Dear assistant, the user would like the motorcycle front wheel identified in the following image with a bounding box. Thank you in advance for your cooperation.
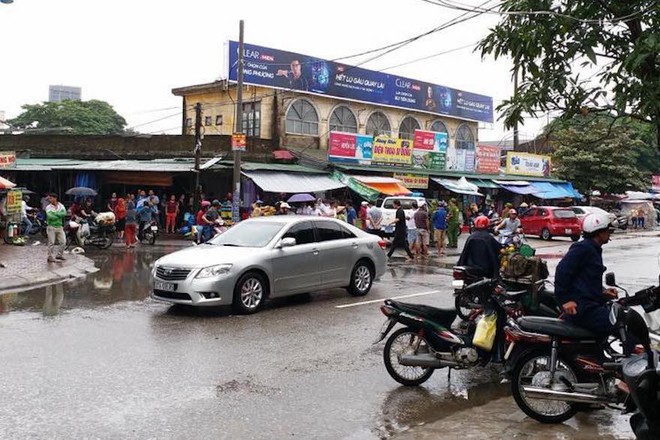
[383,327,435,386]
[511,350,578,424]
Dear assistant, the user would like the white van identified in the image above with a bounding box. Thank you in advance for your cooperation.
[378,196,427,237]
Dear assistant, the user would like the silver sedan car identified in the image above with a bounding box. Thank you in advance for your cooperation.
[151,216,387,314]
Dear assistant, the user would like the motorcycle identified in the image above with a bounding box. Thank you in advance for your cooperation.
[141,220,158,245]
[66,216,115,250]
[26,210,47,237]
[375,278,521,386]
[452,265,560,321]
[504,272,660,424]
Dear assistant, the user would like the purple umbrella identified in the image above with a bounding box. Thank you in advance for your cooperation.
[287,193,316,203]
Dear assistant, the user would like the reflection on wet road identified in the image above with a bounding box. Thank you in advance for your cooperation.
[0,235,656,439]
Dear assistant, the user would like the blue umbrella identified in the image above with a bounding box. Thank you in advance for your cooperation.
[65,186,98,197]
[287,193,315,203]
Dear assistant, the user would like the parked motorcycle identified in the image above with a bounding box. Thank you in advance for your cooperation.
[504,272,660,424]
[66,216,115,250]
[141,220,158,245]
[26,210,47,237]
[452,265,560,321]
[375,278,517,386]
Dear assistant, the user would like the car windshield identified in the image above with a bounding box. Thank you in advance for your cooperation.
[208,221,284,247]
[553,209,577,219]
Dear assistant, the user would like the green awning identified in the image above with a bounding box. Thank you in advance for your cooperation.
[330,170,381,202]
[469,178,499,189]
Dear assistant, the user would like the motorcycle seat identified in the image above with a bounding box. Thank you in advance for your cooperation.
[454,265,486,278]
[518,316,596,339]
[387,300,457,328]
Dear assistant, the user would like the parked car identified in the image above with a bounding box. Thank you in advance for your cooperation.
[570,206,627,230]
[151,216,387,314]
[519,206,582,241]
[378,196,427,237]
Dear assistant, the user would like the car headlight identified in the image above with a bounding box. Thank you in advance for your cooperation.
[196,264,233,279]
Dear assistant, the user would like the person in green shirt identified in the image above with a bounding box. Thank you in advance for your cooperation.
[447,198,460,248]
[45,193,67,262]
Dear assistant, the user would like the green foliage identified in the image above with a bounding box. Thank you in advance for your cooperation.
[8,100,127,135]
[551,115,651,194]
[478,1,660,149]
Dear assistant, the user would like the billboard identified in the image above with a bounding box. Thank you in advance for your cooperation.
[228,41,494,124]
[506,152,551,177]
[475,145,501,174]
[393,173,429,189]
[412,129,447,171]
[0,151,16,168]
[372,136,412,167]
[327,132,373,164]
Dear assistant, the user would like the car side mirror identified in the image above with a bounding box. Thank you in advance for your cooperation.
[605,272,616,287]
[278,237,296,248]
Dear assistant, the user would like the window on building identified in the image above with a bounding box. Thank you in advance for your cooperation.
[242,102,261,137]
[365,112,391,137]
[215,115,223,126]
[285,99,319,135]
[204,116,212,126]
[430,120,448,134]
[398,116,420,140]
[329,105,358,133]
[455,123,475,150]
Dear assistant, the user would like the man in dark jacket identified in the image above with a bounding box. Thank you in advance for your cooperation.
[457,215,501,278]
[387,200,414,261]
[555,211,617,338]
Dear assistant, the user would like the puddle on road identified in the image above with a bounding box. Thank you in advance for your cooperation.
[0,247,171,315]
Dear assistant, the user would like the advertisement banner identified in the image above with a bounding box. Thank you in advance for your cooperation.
[228,41,494,124]
[0,151,16,168]
[231,133,246,151]
[412,151,446,170]
[464,150,475,173]
[327,132,372,164]
[6,190,22,215]
[393,173,429,189]
[652,175,660,192]
[411,129,447,170]
[506,152,551,177]
[372,136,412,167]
[475,145,501,174]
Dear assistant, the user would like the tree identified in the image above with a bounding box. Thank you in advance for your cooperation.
[550,115,650,194]
[478,1,660,151]
[8,100,127,135]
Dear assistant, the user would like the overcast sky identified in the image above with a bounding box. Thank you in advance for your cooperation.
[0,0,552,143]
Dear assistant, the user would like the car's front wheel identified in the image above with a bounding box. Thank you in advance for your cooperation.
[348,260,373,296]
[233,272,267,314]
[541,228,552,241]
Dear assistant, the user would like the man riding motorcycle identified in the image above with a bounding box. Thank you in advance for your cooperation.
[555,211,618,338]
[494,208,522,245]
[456,215,501,278]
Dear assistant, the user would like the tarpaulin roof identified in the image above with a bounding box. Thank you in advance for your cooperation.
[468,178,499,189]
[433,177,483,196]
[0,176,16,189]
[330,171,381,202]
[242,171,345,193]
[351,176,411,196]
[498,183,537,195]
[529,181,577,199]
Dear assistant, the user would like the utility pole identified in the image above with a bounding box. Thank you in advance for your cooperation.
[232,20,245,224]
[513,68,519,151]
[193,102,202,213]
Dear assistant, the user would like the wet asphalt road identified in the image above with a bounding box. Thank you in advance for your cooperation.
[1,233,658,440]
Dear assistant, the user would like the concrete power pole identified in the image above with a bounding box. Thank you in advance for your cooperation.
[232,20,245,224]
[513,68,519,151]
[193,102,202,213]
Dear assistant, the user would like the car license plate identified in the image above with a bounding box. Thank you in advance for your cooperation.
[154,280,176,291]
[151,226,158,231]
[452,280,465,289]
[565,228,572,234]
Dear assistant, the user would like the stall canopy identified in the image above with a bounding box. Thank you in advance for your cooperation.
[242,171,345,193]
[432,176,483,196]
[351,176,411,196]
[0,176,16,189]
[530,181,579,199]
[494,180,537,195]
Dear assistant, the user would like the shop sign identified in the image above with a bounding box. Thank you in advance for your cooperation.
[327,131,372,164]
[411,130,447,171]
[412,150,445,170]
[446,145,475,172]
[652,175,660,191]
[231,133,246,151]
[228,41,493,124]
[475,145,501,174]
[393,173,429,189]
[506,152,551,177]
[372,136,412,167]
[0,151,16,168]
[6,190,22,215]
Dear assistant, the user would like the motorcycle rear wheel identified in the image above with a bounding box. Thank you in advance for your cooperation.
[511,350,578,423]
[383,327,435,386]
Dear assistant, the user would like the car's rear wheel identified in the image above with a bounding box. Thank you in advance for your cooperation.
[233,272,267,314]
[541,228,552,241]
[348,260,373,296]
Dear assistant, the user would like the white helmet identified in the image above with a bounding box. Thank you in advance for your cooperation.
[582,211,613,234]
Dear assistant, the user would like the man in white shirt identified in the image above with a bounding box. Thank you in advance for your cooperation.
[21,196,33,237]
[406,201,419,255]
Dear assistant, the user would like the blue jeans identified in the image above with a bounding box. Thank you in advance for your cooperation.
[21,216,32,236]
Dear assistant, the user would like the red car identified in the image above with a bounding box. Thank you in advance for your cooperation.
[519,206,582,241]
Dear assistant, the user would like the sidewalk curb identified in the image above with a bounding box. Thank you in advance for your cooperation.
[0,256,98,294]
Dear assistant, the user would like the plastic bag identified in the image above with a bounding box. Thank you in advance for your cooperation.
[473,313,497,351]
